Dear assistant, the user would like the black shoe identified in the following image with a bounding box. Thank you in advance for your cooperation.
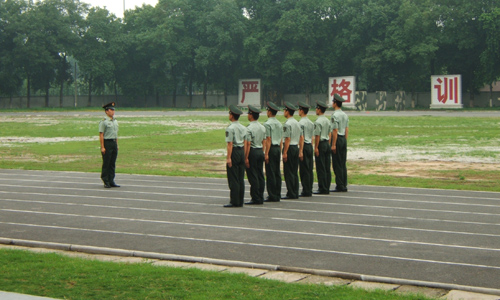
[331,189,343,192]
[245,201,263,205]
[264,198,280,202]
[224,204,242,208]
[104,183,111,188]
[281,196,298,200]
[110,183,120,187]
[299,194,312,197]
[313,190,329,195]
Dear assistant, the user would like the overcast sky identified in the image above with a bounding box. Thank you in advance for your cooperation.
[83,0,158,17]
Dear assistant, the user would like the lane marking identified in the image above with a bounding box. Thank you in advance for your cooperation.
[2,199,500,237]
[1,192,499,227]
[2,221,500,271]
[2,210,500,254]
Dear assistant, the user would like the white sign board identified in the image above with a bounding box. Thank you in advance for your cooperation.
[329,76,355,108]
[431,75,463,109]
[238,79,261,107]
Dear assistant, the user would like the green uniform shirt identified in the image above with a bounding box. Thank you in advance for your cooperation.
[283,117,301,145]
[331,109,349,135]
[99,116,118,139]
[225,121,246,147]
[299,116,314,144]
[313,115,331,141]
[246,121,266,148]
[264,117,283,146]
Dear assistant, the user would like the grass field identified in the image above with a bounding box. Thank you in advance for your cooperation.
[0,109,499,191]
[0,248,434,300]
[1,108,498,299]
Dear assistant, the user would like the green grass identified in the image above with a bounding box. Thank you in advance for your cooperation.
[0,111,499,190]
[0,249,433,300]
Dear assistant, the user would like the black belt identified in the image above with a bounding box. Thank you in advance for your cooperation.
[271,145,280,147]
[338,135,345,137]
[304,143,312,145]
[290,144,298,147]
[104,139,117,142]
[233,146,243,149]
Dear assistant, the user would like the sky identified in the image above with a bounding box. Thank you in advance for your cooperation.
[82,0,159,18]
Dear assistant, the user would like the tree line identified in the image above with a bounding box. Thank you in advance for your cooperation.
[1,0,499,107]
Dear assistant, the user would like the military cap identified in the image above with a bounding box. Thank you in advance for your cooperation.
[248,105,262,114]
[333,93,346,102]
[284,101,298,111]
[229,104,243,115]
[103,102,115,110]
[266,101,280,112]
[315,100,328,109]
[297,101,310,109]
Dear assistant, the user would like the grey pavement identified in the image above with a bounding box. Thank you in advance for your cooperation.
[1,169,500,299]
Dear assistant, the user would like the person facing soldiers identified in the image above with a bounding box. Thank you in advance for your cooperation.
[263,101,283,202]
[224,105,247,207]
[99,102,120,189]
[313,100,332,194]
[330,93,349,192]
[244,105,266,205]
[297,101,314,197]
[281,101,301,199]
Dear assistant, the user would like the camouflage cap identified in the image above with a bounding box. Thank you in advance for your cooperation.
[229,104,243,115]
[266,101,280,112]
[315,100,328,109]
[102,102,115,110]
[333,93,346,102]
[248,105,262,114]
[284,101,298,111]
[297,101,310,109]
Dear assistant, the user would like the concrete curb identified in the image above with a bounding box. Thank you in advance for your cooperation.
[2,238,500,297]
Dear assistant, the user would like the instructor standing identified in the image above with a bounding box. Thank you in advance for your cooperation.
[99,102,119,188]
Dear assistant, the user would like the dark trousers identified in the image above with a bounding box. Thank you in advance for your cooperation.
[227,147,245,206]
[101,139,118,185]
[332,136,348,190]
[265,145,282,201]
[283,145,299,198]
[315,140,331,193]
[299,143,314,196]
[246,148,265,203]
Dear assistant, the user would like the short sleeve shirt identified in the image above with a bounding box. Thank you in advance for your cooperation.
[299,116,314,144]
[225,121,247,147]
[245,121,266,148]
[313,115,331,141]
[264,117,283,146]
[99,116,118,139]
[330,109,349,135]
[283,117,301,145]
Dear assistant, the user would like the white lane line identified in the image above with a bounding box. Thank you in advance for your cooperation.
[2,184,498,217]
[2,210,500,254]
[1,192,499,227]
[1,198,500,238]
[2,221,500,271]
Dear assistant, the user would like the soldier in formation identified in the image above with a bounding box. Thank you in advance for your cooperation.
[244,105,266,205]
[281,102,301,199]
[298,101,314,197]
[224,105,247,207]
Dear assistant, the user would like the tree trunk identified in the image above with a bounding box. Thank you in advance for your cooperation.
[26,73,31,108]
[59,79,64,108]
[87,75,92,107]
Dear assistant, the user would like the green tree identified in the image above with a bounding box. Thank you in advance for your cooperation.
[74,7,119,106]
[479,7,500,103]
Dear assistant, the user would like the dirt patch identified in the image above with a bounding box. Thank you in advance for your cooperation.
[350,160,499,181]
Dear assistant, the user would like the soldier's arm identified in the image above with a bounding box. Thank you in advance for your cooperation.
[226,142,233,168]
[99,132,105,154]
[331,128,338,154]
[345,127,349,140]
[298,135,304,161]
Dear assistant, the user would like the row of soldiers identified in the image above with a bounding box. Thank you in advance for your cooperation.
[224,94,349,207]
